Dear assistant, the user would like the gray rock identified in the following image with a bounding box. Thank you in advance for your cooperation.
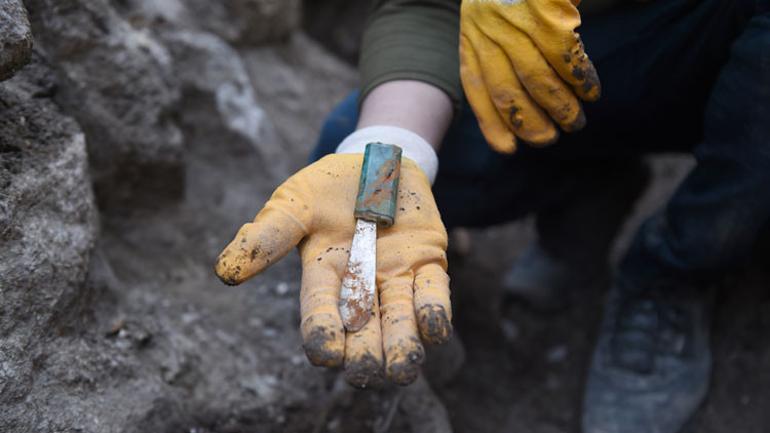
[242,34,357,161]
[185,0,300,46]
[0,0,32,81]
[0,57,98,414]
[0,0,363,429]
[25,0,184,212]
[400,376,454,433]
[160,29,290,178]
[116,0,300,46]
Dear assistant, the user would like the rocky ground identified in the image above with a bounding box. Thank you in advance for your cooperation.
[442,161,770,433]
[1,1,769,432]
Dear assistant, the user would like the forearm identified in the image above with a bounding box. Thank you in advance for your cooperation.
[337,80,451,184]
[358,80,453,150]
[360,0,462,116]
[340,0,461,181]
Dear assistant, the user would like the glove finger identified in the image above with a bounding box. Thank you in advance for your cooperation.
[472,31,560,146]
[460,33,518,153]
[344,291,385,388]
[562,33,601,102]
[380,273,424,385]
[414,262,452,345]
[300,259,345,368]
[500,28,586,133]
[215,179,311,285]
[525,2,601,101]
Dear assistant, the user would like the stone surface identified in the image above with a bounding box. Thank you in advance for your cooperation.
[117,0,300,46]
[0,3,357,429]
[159,29,290,178]
[25,0,184,212]
[242,34,357,161]
[0,57,98,424]
[183,0,300,46]
[0,0,32,81]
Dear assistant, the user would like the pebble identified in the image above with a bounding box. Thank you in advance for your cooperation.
[181,312,200,324]
[500,319,520,342]
[275,282,289,296]
[546,344,568,364]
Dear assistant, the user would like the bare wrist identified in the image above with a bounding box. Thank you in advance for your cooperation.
[357,80,453,151]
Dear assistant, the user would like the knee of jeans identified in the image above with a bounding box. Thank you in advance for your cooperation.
[637,211,758,274]
[323,93,359,141]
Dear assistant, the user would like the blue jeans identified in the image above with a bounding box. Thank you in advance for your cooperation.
[312,0,770,286]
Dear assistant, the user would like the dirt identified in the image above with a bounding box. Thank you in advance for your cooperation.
[2,0,767,431]
[449,238,769,433]
[432,159,770,433]
[96,26,769,433]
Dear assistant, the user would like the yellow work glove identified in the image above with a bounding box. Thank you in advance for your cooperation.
[215,154,451,387]
[460,0,601,153]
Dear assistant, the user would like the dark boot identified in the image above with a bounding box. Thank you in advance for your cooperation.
[582,277,713,433]
[503,160,650,310]
[501,241,587,311]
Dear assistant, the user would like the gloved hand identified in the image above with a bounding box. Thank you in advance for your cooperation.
[460,0,601,153]
[215,139,451,387]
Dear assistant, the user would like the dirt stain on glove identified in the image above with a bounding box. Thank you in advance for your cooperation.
[345,352,385,389]
[417,304,453,345]
[387,336,425,386]
[303,326,344,368]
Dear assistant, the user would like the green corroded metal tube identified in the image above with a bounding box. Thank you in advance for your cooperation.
[354,142,402,227]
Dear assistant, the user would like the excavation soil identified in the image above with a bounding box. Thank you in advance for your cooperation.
[129,77,769,431]
[22,52,770,433]
[173,150,770,433]
[2,1,768,430]
[443,208,770,433]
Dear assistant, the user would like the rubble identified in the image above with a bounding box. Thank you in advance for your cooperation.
[0,0,354,431]
[117,0,300,46]
[0,57,98,429]
[25,0,184,211]
[0,0,32,80]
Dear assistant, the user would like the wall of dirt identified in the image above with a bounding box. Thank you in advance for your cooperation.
[0,1,359,431]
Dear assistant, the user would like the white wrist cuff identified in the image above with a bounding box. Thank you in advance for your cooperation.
[335,125,439,184]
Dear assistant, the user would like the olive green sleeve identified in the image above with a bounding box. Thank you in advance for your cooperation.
[359,0,462,113]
